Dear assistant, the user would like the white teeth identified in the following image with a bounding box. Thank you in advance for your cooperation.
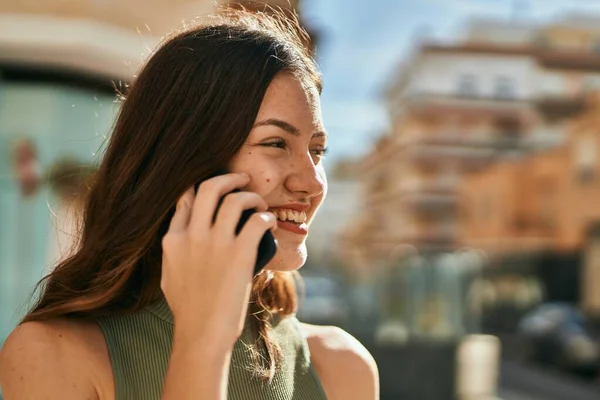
[271,209,307,223]
[294,211,307,223]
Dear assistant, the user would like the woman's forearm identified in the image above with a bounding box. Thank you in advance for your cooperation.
[161,329,233,400]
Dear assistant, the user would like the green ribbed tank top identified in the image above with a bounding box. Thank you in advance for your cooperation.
[96,298,328,400]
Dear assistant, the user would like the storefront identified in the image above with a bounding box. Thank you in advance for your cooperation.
[0,12,146,343]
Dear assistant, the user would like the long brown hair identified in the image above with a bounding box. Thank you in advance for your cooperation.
[23,8,321,380]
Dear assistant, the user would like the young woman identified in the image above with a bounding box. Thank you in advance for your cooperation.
[0,9,379,400]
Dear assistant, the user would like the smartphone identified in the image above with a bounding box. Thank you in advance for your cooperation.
[195,169,278,275]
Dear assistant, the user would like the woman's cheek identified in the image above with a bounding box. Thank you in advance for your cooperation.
[260,159,286,183]
[247,165,282,194]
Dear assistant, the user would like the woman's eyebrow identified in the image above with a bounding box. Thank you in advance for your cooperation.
[253,118,300,136]
[254,118,328,139]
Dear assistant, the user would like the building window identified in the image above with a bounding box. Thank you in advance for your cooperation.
[495,76,516,100]
[579,167,595,183]
[538,178,556,231]
[574,134,597,184]
[457,74,479,97]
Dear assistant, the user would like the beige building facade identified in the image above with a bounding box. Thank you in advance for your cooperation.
[460,93,600,312]
[343,16,600,269]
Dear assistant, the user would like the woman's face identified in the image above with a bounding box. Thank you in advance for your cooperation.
[229,73,328,271]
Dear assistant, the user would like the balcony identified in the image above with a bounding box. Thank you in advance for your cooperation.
[402,92,536,122]
[406,131,524,150]
[407,144,496,165]
[403,135,526,167]
[412,133,493,147]
[401,192,458,212]
[387,224,460,247]
[535,95,585,120]
[366,175,462,207]
[358,223,459,256]
[396,176,460,195]
[525,125,566,149]
[536,49,600,71]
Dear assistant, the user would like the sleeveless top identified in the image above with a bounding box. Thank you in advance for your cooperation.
[96,298,328,400]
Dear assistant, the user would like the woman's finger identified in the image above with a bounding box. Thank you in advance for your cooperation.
[168,186,195,232]
[213,191,268,240]
[188,173,251,232]
[236,212,278,254]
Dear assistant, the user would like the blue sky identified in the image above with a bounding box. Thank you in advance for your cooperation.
[300,0,600,166]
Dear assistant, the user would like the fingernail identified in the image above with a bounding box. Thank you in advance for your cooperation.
[260,212,275,222]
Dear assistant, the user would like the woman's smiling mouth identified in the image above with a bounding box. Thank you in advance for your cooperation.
[268,205,310,234]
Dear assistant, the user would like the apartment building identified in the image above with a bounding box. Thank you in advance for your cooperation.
[460,92,600,311]
[342,16,600,266]
[344,40,538,264]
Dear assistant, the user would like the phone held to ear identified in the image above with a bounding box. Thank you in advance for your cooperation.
[195,169,278,276]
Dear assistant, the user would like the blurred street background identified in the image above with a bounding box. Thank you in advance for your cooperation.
[4,0,600,399]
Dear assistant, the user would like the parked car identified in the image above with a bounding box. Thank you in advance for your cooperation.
[518,303,599,377]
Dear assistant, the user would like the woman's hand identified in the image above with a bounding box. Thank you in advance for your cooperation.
[160,172,277,349]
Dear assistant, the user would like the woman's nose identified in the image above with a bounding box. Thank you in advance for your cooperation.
[286,157,326,197]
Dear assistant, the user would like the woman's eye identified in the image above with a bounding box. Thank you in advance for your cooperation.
[262,139,287,149]
[260,139,328,158]
[311,146,329,157]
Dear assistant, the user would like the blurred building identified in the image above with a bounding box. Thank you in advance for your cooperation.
[306,167,362,268]
[343,30,538,265]
[0,0,219,79]
[0,0,158,343]
[535,14,600,51]
[531,14,600,150]
[342,16,600,269]
[463,18,535,46]
[460,93,600,312]
[460,94,600,254]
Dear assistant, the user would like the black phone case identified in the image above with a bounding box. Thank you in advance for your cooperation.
[195,169,277,275]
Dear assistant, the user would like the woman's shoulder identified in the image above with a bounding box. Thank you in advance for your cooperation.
[299,322,379,400]
[0,318,113,399]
